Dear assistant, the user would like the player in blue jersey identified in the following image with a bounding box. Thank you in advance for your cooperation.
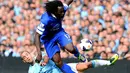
[20,49,119,73]
[20,50,63,73]
[34,0,86,73]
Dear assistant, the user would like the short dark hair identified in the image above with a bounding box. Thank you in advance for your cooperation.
[45,0,63,14]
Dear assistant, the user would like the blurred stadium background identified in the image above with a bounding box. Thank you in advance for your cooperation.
[0,0,130,73]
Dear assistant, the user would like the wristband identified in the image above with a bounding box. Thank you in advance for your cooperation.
[35,59,41,63]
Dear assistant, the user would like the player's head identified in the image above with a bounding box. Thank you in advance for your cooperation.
[45,0,65,19]
[20,50,33,63]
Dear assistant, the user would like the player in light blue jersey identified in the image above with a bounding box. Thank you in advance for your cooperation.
[20,49,119,73]
[20,50,62,73]
[34,0,86,73]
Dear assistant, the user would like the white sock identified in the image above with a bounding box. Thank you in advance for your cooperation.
[91,60,111,68]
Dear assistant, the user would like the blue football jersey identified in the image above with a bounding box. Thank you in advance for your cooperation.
[36,3,69,43]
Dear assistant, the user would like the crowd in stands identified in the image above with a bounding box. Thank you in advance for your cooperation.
[0,0,130,60]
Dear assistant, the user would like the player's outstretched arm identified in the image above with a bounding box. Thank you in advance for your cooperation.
[65,0,73,6]
[34,32,42,62]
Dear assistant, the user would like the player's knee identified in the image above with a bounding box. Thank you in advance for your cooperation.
[84,64,89,69]
[68,48,75,53]
[64,44,75,53]
[77,63,89,71]
[52,58,63,67]
[52,52,63,67]
[86,62,93,68]
[82,63,90,70]
[55,60,63,68]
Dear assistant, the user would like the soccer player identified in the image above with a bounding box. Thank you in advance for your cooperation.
[35,0,86,73]
[20,50,119,73]
[20,50,62,73]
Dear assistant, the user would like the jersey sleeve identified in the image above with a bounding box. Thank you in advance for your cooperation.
[36,22,45,35]
[36,13,49,35]
[63,3,69,11]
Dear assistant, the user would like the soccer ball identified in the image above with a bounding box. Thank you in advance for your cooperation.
[79,39,93,51]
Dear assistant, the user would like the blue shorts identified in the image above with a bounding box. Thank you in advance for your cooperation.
[43,30,72,58]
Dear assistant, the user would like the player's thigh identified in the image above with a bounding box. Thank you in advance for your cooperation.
[57,32,72,47]
[57,32,75,52]
[63,43,76,52]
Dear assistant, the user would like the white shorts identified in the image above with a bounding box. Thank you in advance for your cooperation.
[67,63,78,73]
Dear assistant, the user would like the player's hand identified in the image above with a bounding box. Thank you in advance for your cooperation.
[40,55,49,66]
[40,61,47,66]
[36,53,42,62]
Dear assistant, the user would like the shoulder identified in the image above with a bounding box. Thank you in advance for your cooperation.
[28,63,41,73]
[41,12,48,18]
[40,12,51,24]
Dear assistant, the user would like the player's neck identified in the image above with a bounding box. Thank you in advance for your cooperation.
[30,60,36,66]
[29,62,34,66]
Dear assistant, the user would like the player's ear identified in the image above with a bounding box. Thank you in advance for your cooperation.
[23,60,26,63]
[20,57,24,62]
[19,50,24,57]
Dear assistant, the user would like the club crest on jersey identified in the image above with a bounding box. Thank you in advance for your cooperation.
[51,23,60,31]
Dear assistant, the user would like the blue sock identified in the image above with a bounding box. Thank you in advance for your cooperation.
[61,63,75,73]
[74,46,80,57]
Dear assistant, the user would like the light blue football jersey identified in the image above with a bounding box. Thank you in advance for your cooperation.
[28,52,62,73]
